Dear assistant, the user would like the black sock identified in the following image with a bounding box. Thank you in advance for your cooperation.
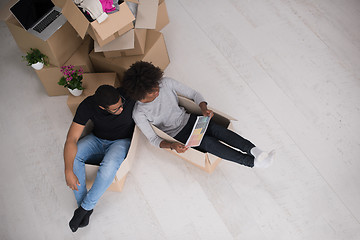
[69,206,91,232]
[79,209,93,228]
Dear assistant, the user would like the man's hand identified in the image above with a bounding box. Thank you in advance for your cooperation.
[65,170,80,191]
[170,142,188,153]
[199,102,214,118]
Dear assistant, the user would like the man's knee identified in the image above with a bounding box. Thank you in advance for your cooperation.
[107,139,131,160]
[98,159,122,180]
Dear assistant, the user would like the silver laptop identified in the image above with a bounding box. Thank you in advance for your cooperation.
[10,0,67,41]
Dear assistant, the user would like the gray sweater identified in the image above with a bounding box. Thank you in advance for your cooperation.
[132,77,206,147]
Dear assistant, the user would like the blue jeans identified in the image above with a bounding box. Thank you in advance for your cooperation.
[73,134,131,210]
[174,114,255,167]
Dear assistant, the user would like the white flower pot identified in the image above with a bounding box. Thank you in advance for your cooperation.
[31,62,44,70]
[68,88,83,96]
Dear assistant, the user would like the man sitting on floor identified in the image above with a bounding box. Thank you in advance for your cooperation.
[63,85,135,232]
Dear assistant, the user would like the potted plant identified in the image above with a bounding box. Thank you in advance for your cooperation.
[58,65,84,96]
[22,48,49,70]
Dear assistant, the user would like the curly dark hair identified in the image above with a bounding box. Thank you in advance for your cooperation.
[94,85,120,108]
[122,61,164,101]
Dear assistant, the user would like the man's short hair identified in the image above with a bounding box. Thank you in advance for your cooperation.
[94,85,120,108]
[122,61,164,101]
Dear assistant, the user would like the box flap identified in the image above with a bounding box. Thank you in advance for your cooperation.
[92,22,133,47]
[134,28,147,52]
[142,29,161,52]
[155,0,169,31]
[91,2,135,41]
[143,30,169,69]
[152,125,207,167]
[62,0,89,38]
[94,29,135,52]
[135,0,159,29]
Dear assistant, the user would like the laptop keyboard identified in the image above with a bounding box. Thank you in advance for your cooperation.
[33,10,61,33]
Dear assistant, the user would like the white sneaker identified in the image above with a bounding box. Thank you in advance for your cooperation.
[254,150,275,168]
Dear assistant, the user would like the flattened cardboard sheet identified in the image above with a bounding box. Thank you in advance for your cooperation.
[135,0,159,29]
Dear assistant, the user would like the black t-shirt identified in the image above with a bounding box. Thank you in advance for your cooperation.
[73,88,135,140]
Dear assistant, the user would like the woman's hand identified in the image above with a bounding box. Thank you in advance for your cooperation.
[199,102,214,118]
[170,142,188,153]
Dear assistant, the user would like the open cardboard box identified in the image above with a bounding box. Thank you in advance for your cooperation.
[83,123,141,192]
[152,96,237,173]
[35,36,94,96]
[61,0,135,47]
[89,30,169,80]
[92,0,169,57]
[67,73,118,115]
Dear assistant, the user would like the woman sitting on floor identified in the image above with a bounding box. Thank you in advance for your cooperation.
[122,61,275,168]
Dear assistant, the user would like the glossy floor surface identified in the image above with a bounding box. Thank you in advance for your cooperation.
[1,0,360,239]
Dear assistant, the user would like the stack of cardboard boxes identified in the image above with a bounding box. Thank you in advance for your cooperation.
[1,0,170,103]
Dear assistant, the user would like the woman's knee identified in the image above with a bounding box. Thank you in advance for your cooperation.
[199,136,219,151]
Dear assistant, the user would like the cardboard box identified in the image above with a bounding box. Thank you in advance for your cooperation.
[93,0,168,56]
[62,0,135,47]
[85,126,141,192]
[95,29,147,58]
[35,36,94,96]
[89,30,170,80]
[4,14,83,67]
[155,0,169,31]
[67,73,117,115]
[152,96,237,173]
[87,22,134,48]
[65,36,94,73]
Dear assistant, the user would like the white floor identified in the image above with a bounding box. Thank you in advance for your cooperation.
[1,0,360,239]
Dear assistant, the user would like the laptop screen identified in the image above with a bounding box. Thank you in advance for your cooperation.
[10,0,55,30]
